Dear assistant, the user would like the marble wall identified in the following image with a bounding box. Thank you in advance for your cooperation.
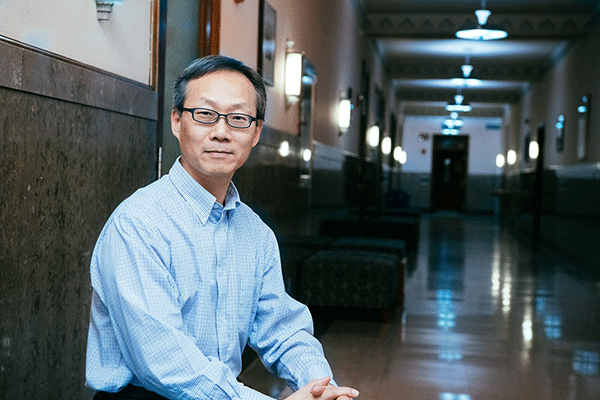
[398,172,500,213]
[506,164,600,279]
[0,39,157,399]
[235,129,380,237]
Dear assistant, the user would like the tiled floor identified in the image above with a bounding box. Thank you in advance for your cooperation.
[239,212,600,399]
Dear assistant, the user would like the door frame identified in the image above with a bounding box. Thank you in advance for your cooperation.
[430,135,469,212]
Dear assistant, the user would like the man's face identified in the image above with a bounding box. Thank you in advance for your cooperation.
[171,70,262,188]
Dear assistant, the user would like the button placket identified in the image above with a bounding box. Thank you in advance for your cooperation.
[212,204,229,359]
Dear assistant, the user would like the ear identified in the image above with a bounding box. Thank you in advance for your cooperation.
[251,120,263,147]
[171,109,182,141]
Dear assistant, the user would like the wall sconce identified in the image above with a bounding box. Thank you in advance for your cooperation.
[381,137,392,155]
[393,146,407,164]
[302,148,312,162]
[495,154,506,168]
[95,1,122,21]
[393,146,402,162]
[507,149,517,165]
[285,50,303,104]
[529,140,539,160]
[337,88,353,134]
[278,140,291,157]
[367,125,380,148]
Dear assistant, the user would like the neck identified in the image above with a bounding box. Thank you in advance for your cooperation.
[199,175,231,205]
[178,159,231,205]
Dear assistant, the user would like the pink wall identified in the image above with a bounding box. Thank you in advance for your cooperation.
[219,0,382,157]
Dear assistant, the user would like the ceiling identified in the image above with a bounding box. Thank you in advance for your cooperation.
[356,0,600,116]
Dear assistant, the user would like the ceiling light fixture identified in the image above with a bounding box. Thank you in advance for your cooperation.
[442,128,460,136]
[461,64,474,78]
[450,76,482,86]
[456,0,507,41]
[446,104,471,112]
[444,118,464,128]
[452,53,482,86]
[461,54,473,77]
[446,91,472,112]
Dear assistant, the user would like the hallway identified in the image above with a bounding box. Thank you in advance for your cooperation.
[240,213,600,399]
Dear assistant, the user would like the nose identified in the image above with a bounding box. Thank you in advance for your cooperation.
[210,116,231,141]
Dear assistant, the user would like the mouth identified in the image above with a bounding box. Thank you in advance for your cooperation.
[205,149,234,158]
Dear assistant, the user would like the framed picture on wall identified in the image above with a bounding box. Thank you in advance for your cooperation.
[258,0,276,86]
[555,114,565,152]
[524,133,530,163]
[577,94,590,160]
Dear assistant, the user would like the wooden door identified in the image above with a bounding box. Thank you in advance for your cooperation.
[430,135,469,211]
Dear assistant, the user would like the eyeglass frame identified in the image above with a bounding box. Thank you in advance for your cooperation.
[180,107,259,129]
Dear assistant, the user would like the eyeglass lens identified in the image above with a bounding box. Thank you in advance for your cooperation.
[192,109,253,128]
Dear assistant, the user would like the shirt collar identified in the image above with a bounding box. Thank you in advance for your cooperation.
[168,158,241,224]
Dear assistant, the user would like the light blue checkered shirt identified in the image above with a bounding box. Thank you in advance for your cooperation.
[86,159,334,399]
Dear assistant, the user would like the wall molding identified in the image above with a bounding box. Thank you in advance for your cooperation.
[0,35,157,120]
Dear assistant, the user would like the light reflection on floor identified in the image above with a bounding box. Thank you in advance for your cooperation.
[239,213,600,399]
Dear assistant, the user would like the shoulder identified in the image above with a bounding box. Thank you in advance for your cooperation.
[235,202,274,233]
[98,176,178,241]
[113,176,176,220]
[231,202,279,250]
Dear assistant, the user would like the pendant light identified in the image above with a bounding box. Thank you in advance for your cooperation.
[456,0,507,40]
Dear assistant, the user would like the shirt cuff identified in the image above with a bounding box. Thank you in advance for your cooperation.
[239,384,278,400]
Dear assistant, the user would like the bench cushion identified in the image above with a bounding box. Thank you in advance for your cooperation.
[299,249,398,310]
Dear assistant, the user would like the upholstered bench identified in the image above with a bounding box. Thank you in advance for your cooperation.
[278,235,334,298]
[368,216,419,251]
[330,237,406,258]
[318,215,419,251]
[329,237,407,305]
[299,249,398,312]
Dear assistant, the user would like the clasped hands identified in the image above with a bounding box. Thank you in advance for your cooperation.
[286,376,359,400]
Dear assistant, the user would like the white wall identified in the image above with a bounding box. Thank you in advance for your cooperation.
[401,116,503,175]
[0,0,154,84]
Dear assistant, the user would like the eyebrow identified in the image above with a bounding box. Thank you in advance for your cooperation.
[194,97,252,113]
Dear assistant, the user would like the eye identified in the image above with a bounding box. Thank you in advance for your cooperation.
[231,114,249,122]
[196,109,214,117]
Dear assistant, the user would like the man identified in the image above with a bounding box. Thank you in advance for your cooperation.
[86,55,359,400]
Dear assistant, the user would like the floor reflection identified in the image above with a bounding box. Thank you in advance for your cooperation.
[239,213,600,400]
[427,213,465,293]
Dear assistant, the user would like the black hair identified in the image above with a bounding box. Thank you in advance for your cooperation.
[173,55,267,121]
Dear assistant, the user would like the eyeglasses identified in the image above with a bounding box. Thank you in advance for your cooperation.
[182,107,258,129]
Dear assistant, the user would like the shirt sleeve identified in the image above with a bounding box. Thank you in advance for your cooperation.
[90,213,275,400]
[247,229,336,392]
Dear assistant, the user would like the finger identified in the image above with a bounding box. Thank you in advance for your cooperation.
[310,385,326,397]
[320,386,360,400]
[310,377,331,396]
